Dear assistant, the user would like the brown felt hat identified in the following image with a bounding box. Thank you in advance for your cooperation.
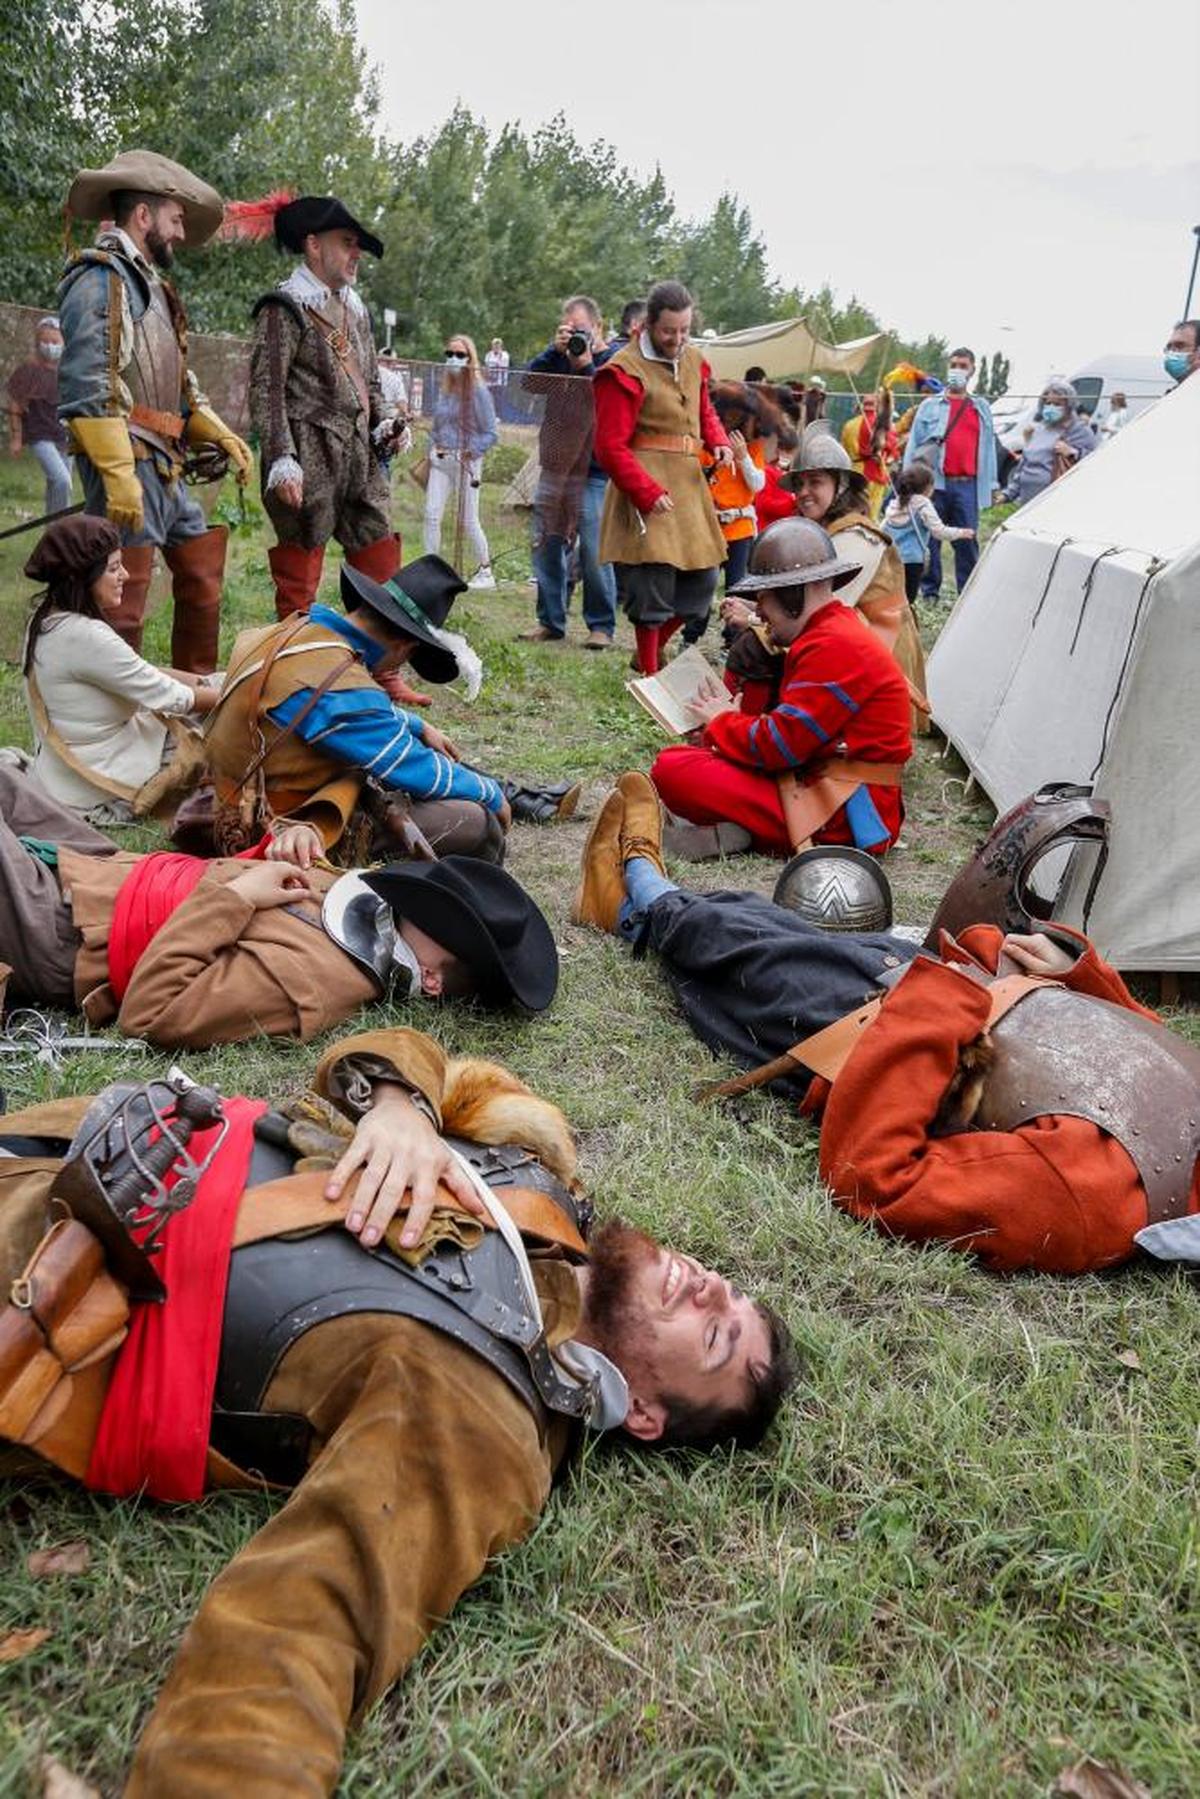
[24,515,120,584]
[66,150,225,246]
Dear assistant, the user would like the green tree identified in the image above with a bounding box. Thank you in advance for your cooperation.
[677,194,778,333]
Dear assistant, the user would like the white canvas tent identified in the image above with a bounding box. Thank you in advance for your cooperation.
[927,375,1200,972]
[701,317,882,382]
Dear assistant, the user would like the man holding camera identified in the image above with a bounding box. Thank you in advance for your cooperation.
[519,296,618,650]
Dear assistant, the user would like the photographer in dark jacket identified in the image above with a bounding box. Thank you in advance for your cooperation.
[519,296,617,649]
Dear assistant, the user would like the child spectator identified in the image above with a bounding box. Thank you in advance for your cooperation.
[883,464,976,603]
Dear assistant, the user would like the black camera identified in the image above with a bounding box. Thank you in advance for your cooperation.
[566,329,591,358]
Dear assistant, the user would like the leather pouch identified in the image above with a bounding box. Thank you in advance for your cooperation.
[20,1219,130,1370]
[0,1304,65,1441]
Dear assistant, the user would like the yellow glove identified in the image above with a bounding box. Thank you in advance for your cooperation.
[68,416,143,532]
[186,405,253,483]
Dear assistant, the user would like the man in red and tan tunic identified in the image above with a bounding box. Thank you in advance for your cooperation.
[593,280,732,674]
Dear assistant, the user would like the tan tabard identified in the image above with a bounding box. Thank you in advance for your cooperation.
[598,343,727,570]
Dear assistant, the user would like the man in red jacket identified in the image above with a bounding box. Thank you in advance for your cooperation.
[592,279,732,674]
[650,519,912,859]
[574,773,1200,1277]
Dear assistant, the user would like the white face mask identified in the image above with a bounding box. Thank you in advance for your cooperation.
[39,343,63,363]
[946,366,970,391]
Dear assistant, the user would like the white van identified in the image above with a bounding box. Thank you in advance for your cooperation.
[1067,354,1172,426]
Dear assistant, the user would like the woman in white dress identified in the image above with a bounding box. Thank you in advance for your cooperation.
[22,515,218,818]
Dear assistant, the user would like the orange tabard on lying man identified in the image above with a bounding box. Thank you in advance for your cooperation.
[813,925,1200,1274]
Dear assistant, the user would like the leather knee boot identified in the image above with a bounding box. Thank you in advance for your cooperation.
[268,542,326,621]
[163,525,228,674]
[108,543,156,655]
[344,534,402,583]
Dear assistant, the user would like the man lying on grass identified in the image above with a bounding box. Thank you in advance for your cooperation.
[576,772,1200,1275]
[0,1026,795,1795]
[0,763,557,1046]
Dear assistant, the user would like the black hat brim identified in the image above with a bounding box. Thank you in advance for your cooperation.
[363,860,559,1012]
[275,196,384,258]
[339,565,462,684]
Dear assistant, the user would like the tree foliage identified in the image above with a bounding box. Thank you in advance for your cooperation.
[1,15,945,365]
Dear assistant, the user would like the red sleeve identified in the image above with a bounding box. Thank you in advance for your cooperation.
[698,363,731,453]
[592,365,664,512]
[818,955,1142,1273]
[703,622,857,771]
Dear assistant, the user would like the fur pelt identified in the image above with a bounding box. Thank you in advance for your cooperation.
[931,1032,996,1136]
[441,1058,578,1187]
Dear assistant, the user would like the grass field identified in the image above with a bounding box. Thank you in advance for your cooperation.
[1,453,1197,1798]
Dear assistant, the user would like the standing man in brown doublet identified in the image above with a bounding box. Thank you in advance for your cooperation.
[245,195,401,620]
[593,280,732,674]
[57,150,253,673]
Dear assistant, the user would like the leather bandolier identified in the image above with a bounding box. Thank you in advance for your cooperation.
[202,617,372,848]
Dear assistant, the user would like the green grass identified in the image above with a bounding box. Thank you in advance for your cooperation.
[2,457,1198,1797]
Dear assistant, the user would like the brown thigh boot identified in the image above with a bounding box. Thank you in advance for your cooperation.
[344,533,402,583]
[163,525,228,674]
[107,543,156,655]
[268,542,326,621]
[402,801,506,864]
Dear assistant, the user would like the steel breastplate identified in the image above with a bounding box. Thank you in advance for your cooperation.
[213,1131,591,1482]
[974,986,1200,1224]
[126,280,185,446]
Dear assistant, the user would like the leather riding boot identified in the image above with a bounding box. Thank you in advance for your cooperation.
[163,525,228,674]
[268,542,326,622]
[107,542,156,655]
[500,779,582,824]
[344,534,402,584]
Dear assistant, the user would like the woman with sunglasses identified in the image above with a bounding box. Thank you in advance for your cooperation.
[423,335,499,589]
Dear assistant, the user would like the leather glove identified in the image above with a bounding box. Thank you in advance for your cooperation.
[67,417,143,532]
[186,404,253,482]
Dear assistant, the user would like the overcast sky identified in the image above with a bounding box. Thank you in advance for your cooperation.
[356,0,1199,394]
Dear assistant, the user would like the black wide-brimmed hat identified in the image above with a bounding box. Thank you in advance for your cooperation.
[364,858,559,1012]
[274,196,383,258]
[340,556,467,684]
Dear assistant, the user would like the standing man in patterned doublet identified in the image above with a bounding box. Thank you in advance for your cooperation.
[57,150,253,673]
[246,195,400,620]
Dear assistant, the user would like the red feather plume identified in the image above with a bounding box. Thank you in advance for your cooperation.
[217,190,297,244]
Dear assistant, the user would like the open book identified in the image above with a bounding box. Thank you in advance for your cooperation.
[626,646,735,737]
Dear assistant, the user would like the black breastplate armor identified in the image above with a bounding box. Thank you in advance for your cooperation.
[211,1127,591,1484]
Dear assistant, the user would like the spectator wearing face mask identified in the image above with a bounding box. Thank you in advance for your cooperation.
[1002,380,1096,508]
[6,316,73,516]
[902,347,997,598]
[423,335,499,588]
[1163,319,1200,386]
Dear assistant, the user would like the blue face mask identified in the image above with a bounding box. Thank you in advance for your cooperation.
[1041,403,1064,425]
[1164,350,1191,381]
[946,367,969,391]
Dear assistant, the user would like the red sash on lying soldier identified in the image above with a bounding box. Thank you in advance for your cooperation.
[85,1099,265,1500]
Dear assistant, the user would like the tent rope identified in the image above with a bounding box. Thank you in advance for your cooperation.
[1068,546,1124,655]
[1088,559,1164,781]
[1029,538,1072,629]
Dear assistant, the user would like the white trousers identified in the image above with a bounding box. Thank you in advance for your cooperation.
[422,452,490,567]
